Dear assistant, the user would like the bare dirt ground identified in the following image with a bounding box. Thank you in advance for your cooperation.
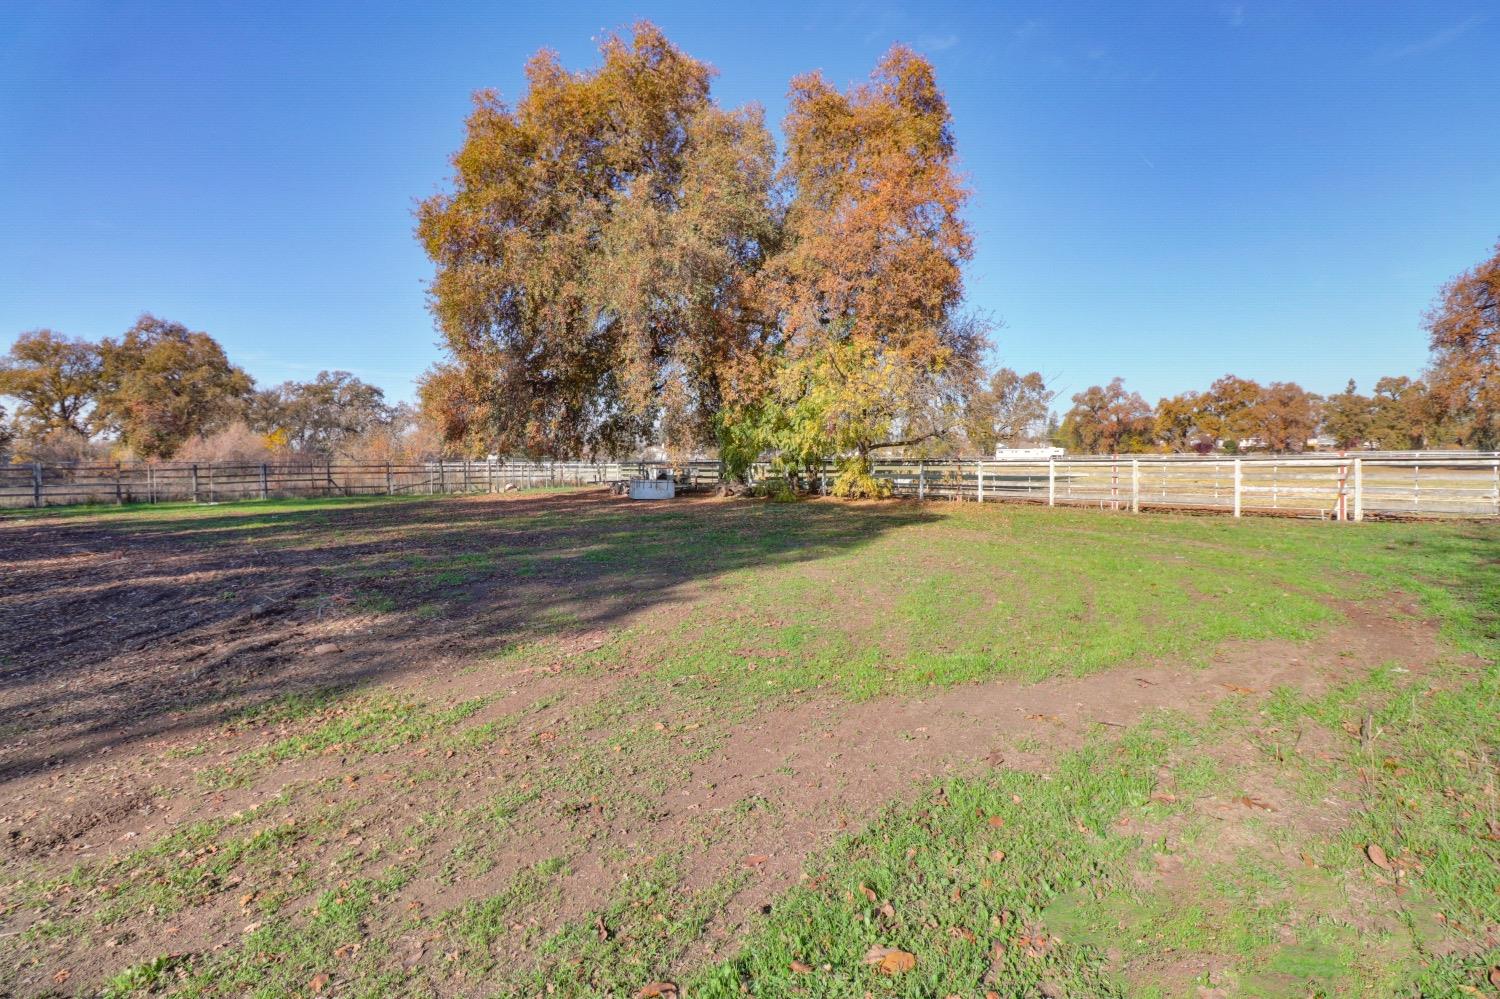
[0,491,1488,997]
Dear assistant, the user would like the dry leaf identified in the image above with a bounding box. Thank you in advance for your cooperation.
[864,946,916,975]
[991,850,1007,862]
[309,973,331,993]
[987,816,1005,828]
[1220,683,1255,694]
[1488,966,1500,989]
[635,983,678,999]
[789,960,813,974]
[1237,795,1275,811]
[53,970,70,985]
[1366,843,1393,871]
[859,883,878,902]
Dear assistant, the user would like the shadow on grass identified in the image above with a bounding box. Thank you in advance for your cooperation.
[0,490,938,784]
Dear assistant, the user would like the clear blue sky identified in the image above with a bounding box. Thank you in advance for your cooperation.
[2,1,1496,406]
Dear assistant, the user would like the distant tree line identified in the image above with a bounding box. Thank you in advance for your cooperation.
[1049,237,1498,455]
[1050,371,1460,456]
[0,315,434,464]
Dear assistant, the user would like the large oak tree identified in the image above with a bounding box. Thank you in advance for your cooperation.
[417,23,777,458]
[755,45,983,494]
[94,315,253,459]
[1426,240,1500,448]
[0,329,102,436]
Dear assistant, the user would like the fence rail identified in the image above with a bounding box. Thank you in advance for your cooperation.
[0,460,655,510]
[4,454,1499,521]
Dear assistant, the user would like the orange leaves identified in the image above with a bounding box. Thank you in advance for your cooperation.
[864,945,916,975]
[635,983,678,998]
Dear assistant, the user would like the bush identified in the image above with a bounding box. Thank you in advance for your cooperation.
[174,422,277,463]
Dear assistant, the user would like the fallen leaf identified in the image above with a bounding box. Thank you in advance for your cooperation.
[635,983,678,999]
[987,816,1005,828]
[309,973,330,993]
[596,915,611,942]
[1237,795,1275,811]
[789,960,813,974]
[1220,683,1255,694]
[859,883,878,902]
[53,970,70,985]
[991,850,1007,863]
[743,854,769,868]
[1366,843,1393,871]
[1489,966,1500,989]
[1150,791,1178,804]
[864,946,916,975]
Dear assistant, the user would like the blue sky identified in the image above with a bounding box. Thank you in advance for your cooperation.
[2,1,1496,406]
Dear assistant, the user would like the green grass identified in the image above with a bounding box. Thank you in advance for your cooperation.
[6,493,1498,998]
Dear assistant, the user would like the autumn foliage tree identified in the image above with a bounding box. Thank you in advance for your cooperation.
[248,370,393,457]
[965,368,1053,453]
[417,23,777,458]
[1425,239,1500,448]
[94,314,252,459]
[0,329,102,436]
[1153,391,1209,453]
[1249,381,1320,453]
[1060,379,1154,454]
[750,45,983,495]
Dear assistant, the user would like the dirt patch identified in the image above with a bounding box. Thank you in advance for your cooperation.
[0,494,1475,996]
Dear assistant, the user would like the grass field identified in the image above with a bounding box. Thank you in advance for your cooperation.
[1,490,1496,997]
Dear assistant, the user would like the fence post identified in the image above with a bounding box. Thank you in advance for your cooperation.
[976,460,984,503]
[438,461,446,494]
[1353,458,1363,522]
[384,462,392,495]
[1493,459,1499,517]
[32,462,42,508]
[1047,458,1055,507]
[1131,458,1140,514]
[147,464,155,504]
[114,462,124,505]
[191,464,200,503]
[1232,458,1242,518]
[260,463,269,500]
[918,460,926,501]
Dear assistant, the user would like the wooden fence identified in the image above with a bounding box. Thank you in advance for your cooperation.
[0,460,656,509]
[4,453,1499,521]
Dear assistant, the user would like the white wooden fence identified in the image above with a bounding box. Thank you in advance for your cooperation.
[846,453,1500,521]
[4,453,1499,521]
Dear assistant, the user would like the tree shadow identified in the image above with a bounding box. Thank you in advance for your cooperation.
[0,491,938,786]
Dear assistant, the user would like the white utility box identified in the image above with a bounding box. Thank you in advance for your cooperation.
[627,478,676,500]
